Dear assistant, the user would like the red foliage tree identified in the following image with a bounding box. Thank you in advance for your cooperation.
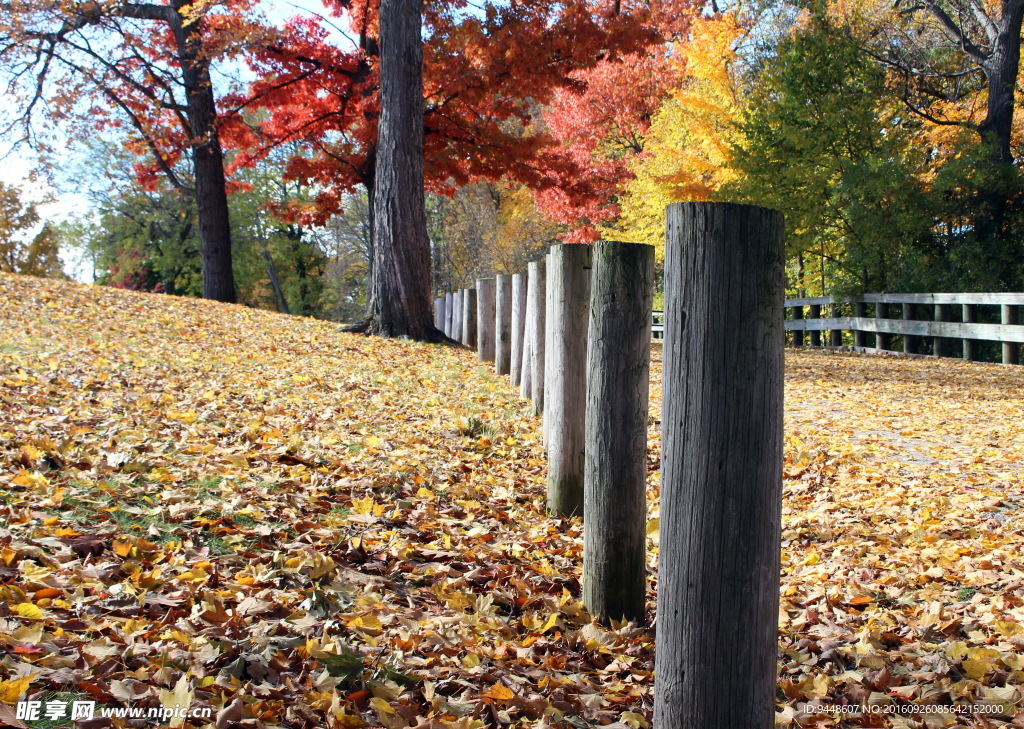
[0,0,276,302]
[229,0,697,235]
[223,0,696,336]
[532,52,681,243]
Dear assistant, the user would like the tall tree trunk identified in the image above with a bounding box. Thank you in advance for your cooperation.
[973,4,1024,267]
[979,3,1024,167]
[172,1,236,303]
[261,241,290,314]
[347,0,441,341]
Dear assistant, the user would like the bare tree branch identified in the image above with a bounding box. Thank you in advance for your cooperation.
[921,0,988,62]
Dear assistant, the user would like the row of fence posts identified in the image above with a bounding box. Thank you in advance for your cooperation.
[434,202,785,729]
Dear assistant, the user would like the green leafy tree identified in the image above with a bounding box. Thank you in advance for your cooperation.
[725,12,938,294]
[0,182,65,279]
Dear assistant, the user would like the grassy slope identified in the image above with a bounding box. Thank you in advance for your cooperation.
[2,272,1024,728]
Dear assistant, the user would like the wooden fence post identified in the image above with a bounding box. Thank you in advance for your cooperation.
[445,293,454,338]
[546,244,593,517]
[830,303,843,346]
[527,260,547,415]
[962,304,975,361]
[582,241,653,625]
[452,290,463,344]
[511,273,527,387]
[520,334,533,399]
[462,288,477,348]
[792,305,803,346]
[876,302,890,351]
[477,278,496,363]
[1003,305,1019,365]
[434,297,443,329]
[495,274,513,375]
[903,303,918,354]
[934,303,948,357]
[655,202,785,729]
[809,304,821,347]
[854,301,867,348]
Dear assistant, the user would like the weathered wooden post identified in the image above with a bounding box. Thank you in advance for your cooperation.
[809,304,821,347]
[477,278,496,363]
[434,297,444,329]
[520,335,533,399]
[452,290,463,344]
[582,241,653,625]
[462,288,477,348]
[903,302,918,354]
[544,250,555,447]
[934,303,949,357]
[962,303,976,361]
[1002,305,1019,365]
[511,273,527,387]
[495,274,513,375]
[876,302,891,351]
[546,244,592,517]
[830,302,843,346]
[527,260,546,415]
[792,304,804,346]
[655,202,785,729]
[854,300,867,348]
[444,293,454,338]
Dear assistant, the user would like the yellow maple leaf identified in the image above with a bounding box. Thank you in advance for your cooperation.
[0,674,36,704]
[961,658,994,680]
[482,684,514,701]
[13,603,43,620]
[621,712,649,729]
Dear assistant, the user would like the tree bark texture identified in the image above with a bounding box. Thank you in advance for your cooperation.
[495,274,513,375]
[511,273,527,388]
[363,0,437,340]
[477,278,496,363]
[974,2,1024,166]
[462,288,478,348]
[527,260,547,415]
[171,4,235,303]
[654,202,785,729]
[261,245,289,314]
[582,241,654,625]
[546,244,592,518]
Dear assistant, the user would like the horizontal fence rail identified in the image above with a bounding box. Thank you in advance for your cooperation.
[782,294,1023,365]
[654,294,1023,364]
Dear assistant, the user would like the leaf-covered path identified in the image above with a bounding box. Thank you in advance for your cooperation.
[2,273,1024,728]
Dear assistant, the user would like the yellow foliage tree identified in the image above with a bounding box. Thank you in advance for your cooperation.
[610,13,744,258]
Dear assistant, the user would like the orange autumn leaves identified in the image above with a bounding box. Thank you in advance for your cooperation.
[3,273,1024,727]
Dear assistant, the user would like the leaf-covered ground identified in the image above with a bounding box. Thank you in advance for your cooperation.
[1,273,1024,729]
